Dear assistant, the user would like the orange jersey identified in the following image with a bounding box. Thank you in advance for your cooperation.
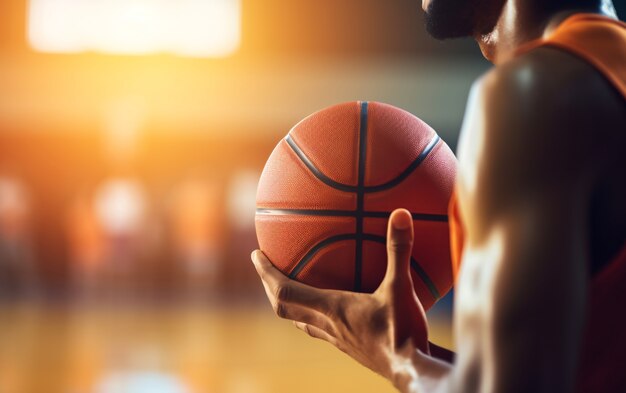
[448,14,626,392]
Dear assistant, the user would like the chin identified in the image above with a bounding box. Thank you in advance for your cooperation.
[423,0,476,40]
[423,0,504,41]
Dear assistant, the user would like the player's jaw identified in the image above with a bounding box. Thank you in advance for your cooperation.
[423,0,506,40]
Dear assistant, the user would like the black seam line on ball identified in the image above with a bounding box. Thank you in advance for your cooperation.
[288,234,357,278]
[284,133,441,194]
[362,234,440,300]
[255,208,448,222]
[287,233,440,301]
[285,134,357,193]
[354,101,369,292]
[363,135,440,193]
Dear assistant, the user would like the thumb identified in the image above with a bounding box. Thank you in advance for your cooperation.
[383,209,414,285]
[382,209,429,353]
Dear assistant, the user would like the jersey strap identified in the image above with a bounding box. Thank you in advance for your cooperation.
[516,13,626,99]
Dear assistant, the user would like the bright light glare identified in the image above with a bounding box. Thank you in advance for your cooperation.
[28,0,240,57]
[96,371,190,393]
[94,180,146,235]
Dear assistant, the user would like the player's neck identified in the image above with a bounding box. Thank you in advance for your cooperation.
[475,1,617,64]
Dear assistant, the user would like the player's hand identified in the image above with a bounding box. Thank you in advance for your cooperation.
[251,209,430,382]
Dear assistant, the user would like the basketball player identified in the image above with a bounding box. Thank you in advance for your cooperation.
[252,0,626,391]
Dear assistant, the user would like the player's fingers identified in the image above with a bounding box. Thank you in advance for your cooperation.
[251,250,331,312]
[279,306,337,336]
[294,321,338,345]
[384,209,414,285]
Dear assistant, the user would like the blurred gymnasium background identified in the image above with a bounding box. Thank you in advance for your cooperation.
[1,1,623,393]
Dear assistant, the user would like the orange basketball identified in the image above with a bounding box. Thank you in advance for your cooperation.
[255,101,457,310]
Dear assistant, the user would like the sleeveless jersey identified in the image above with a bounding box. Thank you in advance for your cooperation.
[448,13,626,392]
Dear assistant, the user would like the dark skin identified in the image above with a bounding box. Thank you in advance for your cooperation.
[252,0,626,391]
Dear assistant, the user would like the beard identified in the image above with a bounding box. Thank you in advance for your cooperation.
[424,0,505,40]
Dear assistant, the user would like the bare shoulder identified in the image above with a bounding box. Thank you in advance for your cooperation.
[464,46,625,183]
[456,46,626,234]
[480,45,624,106]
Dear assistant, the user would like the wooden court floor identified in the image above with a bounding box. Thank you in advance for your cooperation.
[0,302,452,393]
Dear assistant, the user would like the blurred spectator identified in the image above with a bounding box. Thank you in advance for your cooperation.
[0,176,37,300]
[95,178,157,300]
[65,178,159,301]
[168,177,223,300]
[226,170,261,298]
[65,192,106,299]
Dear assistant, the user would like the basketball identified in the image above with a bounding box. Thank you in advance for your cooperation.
[255,101,457,310]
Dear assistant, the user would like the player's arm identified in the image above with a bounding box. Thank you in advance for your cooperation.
[394,53,596,392]
[442,56,595,392]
